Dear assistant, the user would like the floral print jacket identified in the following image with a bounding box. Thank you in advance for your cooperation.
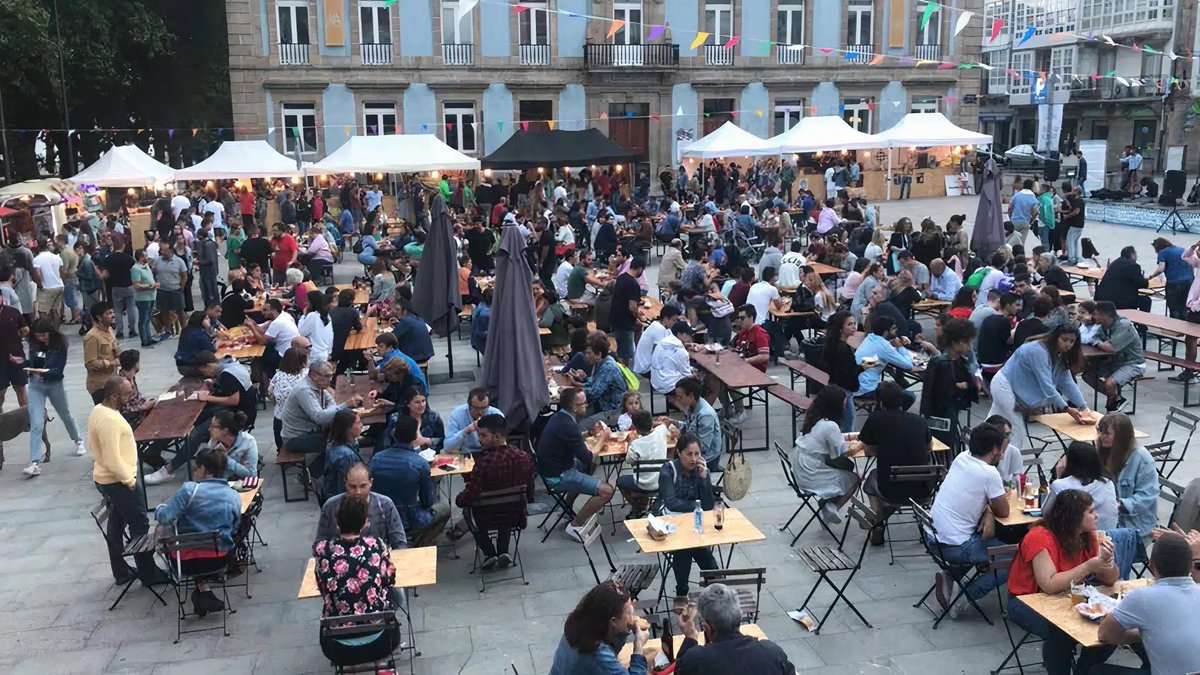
[312,535,395,618]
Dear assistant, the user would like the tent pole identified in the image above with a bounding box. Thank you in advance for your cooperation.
[885,149,893,201]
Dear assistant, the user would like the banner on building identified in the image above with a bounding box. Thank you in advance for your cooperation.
[1036,103,1063,155]
[323,0,345,47]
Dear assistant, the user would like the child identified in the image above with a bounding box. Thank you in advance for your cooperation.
[617,411,673,518]
[616,391,642,431]
[1076,300,1101,344]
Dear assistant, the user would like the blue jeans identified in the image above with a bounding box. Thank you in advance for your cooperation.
[136,300,155,346]
[1038,225,1052,252]
[671,546,718,597]
[1007,595,1116,675]
[1065,227,1083,265]
[932,532,1007,600]
[841,396,856,433]
[612,329,635,362]
[1106,527,1140,580]
[199,266,219,309]
[28,378,80,462]
[63,278,79,313]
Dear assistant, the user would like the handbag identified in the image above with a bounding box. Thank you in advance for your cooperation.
[722,453,752,501]
[825,455,855,472]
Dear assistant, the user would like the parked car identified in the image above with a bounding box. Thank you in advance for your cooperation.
[1003,144,1048,170]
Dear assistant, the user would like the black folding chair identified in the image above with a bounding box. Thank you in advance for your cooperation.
[533,456,577,543]
[774,441,841,545]
[793,498,882,634]
[621,459,668,518]
[692,567,767,623]
[158,531,234,643]
[878,464,946,565]
[987,544,1037,674]
[1149,406,1199,479]
[464,485,529,592]
[89,498,167,612]
[911,499,994,629]
[319,611,403,675]
[576,514,657,601]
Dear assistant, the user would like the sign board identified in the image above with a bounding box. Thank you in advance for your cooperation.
[944,175,962,196]
[1078,139,1107,195]
[323,0,345,47]
[1037,103,1064,154]
[1166,146,1187,172]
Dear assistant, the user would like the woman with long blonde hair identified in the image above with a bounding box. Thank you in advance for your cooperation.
[1095,412,1158,539]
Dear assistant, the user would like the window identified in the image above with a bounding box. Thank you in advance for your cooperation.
[843,98,872,132]
[359,0,389,44]
[986,51,1008,95]
[910,96,940,113]
[1050,47,1074,90]
[773,99,805,136]
[776,1,804,46]
[703,98,735,136]
[519,0,549,45]
[282,103,318,155]
[441,0,472,44]
[363,103,397,135]
[613,1,642,44]
[1010,51,1034,95]
[916,5,939,45]
[704,2,734,43]
[1091,121,1108,140]
[846,0,873,46]
[443,102,477,154]
[277,0,310,44]
[984,0,1009,40]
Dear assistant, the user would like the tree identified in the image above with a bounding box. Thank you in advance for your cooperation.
[0,0,231,181]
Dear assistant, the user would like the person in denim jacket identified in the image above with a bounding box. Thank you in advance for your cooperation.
[550,581,648,675]
[154,445,242,616]
[208,409,259,478]
[1096,412,1159,541]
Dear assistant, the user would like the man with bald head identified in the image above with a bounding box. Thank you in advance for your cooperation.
[315,462,407,549]
[928,258,962,301]
[290,335,312,359]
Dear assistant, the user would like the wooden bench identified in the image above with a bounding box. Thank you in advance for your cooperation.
[416,360,430,381]
[274,448,311,503]
[1090,372,1156,415]
[768,385,812,440]
[1145,352,1200,408]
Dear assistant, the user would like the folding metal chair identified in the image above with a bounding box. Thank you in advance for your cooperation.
[1149,406,1199,479]
[158,531,234,643]
[692,567,767,623]
[89,498,167,612]
[576,514,657,601]
[911,499,994,629]
[621,459,668,518]
[319,611,403,675]
[533,457,577,543]
[774,441,841,545]
[878,464,946,565]
[464,485,529,592]
[793,498,882,633]
[986,544,1037,674]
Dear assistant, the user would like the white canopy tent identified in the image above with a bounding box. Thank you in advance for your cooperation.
[872,112,992,148]
[310,134,480,173]
[768,115,881,153]
[174,140,306,180]
[678,121,776,160]
[69,145,175,187]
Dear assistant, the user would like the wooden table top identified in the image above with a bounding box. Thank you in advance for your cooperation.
[429,453,475,478]
[333,373,388,425]
[585,427,679,459]
[847,436,949,457]
[134,394,205,443]
[617,623,768,667]
[639,297,664,323]
[688,349,774,390]
[216,325,266,359]
[1031,412,1149,443]
[344,316,389,352]
[231,480,261,514]
[1063,267,1165,288]
[1119,309,1200,338]
[625,508,766,555]
[809,262,844,276]
[333,283,371,307]
[1017,578,1152,648]
[912,299,951,311]
[996,490,1042,527]
[298,545,438,599]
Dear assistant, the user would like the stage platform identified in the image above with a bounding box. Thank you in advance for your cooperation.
[1083,198,1199,232]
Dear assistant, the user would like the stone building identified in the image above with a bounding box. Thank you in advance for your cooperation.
[226,0,984,172]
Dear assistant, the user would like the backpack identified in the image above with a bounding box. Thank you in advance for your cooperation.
[615,361,640,391]
[353,237,364,255]
[965,266,991,290]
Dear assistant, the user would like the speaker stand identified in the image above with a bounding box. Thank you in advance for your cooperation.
[1157,202,1193,234]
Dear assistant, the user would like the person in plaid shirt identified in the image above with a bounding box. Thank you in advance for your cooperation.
[456,414,535,570]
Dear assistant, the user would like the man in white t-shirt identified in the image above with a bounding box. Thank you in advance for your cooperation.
[202,199,227,236]
[170,191,192,220]
[242,298,299,377]
[32,239,66,326]
[745,266,783,326]
[928,424,1010,617]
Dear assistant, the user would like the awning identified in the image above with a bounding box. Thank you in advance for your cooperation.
[69,144,175,188]
[768,115,881,153]
[679,121,777,159]
[480,128,641,169]
[174,140,306,180]
[873,112,993,148]
[312,134,481,173]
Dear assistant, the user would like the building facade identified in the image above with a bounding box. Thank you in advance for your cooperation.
[979,0,1200,177]
[226,0,984,172]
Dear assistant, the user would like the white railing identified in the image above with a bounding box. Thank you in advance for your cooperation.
[777,45,804,65]
[520,43,551,66]
[705,44,734,66]
[845,43,873,64]
[361,42,392,65]
[914,43,941,61]
[279,42,311,66]
[442,43,474,66]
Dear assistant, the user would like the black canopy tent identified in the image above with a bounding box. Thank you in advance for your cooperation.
[480,128,642,169]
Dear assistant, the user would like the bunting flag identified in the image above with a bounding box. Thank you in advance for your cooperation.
[760,40,773,56]
[1168,49,1179,60]
[547,119,556,130]
[1006,68,1020,79]
[954,11,973,37]
[367,125,376,134]
[136,128,144,135]
[946,95,958,104]
[512,4,528,14]
[1101,35,1115,45]
[689,32,709,50]
[191,128,199,137]
[1116,77,1130,86]
[809,106,818,115]
[520,121,529,131]
[990,19,1003,42]
[383,0,398,5]
[891,101,902,107]
[869,54,886,65]
[866,102,876,111]
[646,25,665,42]
[819,47,834,54]
[844,51,860,61]
[1142,45,1159,55]
[675,106,684,117]
[938,61,956,69]
[1017,25,1035,45]
[470,122,477,134]
[168,128,174,138]
[920,2,938,30]
[395,124,402,134]
[497,121,504,131]
[724,36,740,49]
[650,114,660,121]
[446,123,455,131]
[755,109,763,118]
[625,111,635,117]
[729,111,739,117]
[606,19,625,40]
[344,126,351,136]
[599,111,608,120]
[1131,42,1141,52]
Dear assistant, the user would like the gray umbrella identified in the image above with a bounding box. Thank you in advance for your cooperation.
[971,158,1005,260]
[411,194,460,337]
[478,226,550,426]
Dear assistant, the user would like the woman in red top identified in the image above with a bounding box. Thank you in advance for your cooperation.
[1006,489,1120,675]
[238,187,255,227]
[271,226,299,285]
[947,286,976,320]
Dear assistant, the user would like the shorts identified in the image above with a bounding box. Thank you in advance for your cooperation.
[36,287,64,316]
[1103,362,1146,388]
[0,360,29,390]
[545,465,600,496]
[157,290,184,311]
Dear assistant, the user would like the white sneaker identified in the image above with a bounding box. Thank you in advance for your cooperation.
[818,502,842,525]
[949,598,966,620]
[563,523,584,543]
[22,462,41,477]
[143,466,174,485]
[74,439,87,456]
[728,410,750,426]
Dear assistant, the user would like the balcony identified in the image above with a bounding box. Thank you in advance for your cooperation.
[520,43,551,66]
[583,43,679,69]
[845,44,873,64]
[705,45,734,66]
[360,42,392,66]
[442,43,474,66]
[776,45,804,65]
[914,43,941,61]
[279,42,310,66]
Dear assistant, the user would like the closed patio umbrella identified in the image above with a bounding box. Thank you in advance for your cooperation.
[971,158,1005,260]
[412,194,462,376]
[478,226,550,427]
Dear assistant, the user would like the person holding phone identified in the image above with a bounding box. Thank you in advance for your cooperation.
[21,318,85,476]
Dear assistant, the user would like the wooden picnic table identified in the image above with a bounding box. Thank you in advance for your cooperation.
[1016,578,1152,648]
[343,316,390,352]
[1064,267,1164,291]
[638,297,664,323]
[996,489,1042,527]
[215,325,266,359]
[1119,309,1200,340]
[297,545,438,599]
[911,299,951,317]
[333,372,388,425]
[1031,411,1149,445]
[808,262,844,277]
[688,348,774,451]
[617,623,768,668]
[332,283,371,307]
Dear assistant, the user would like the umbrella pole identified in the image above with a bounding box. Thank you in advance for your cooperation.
[445,302,456,378]
[885,149,893,201]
